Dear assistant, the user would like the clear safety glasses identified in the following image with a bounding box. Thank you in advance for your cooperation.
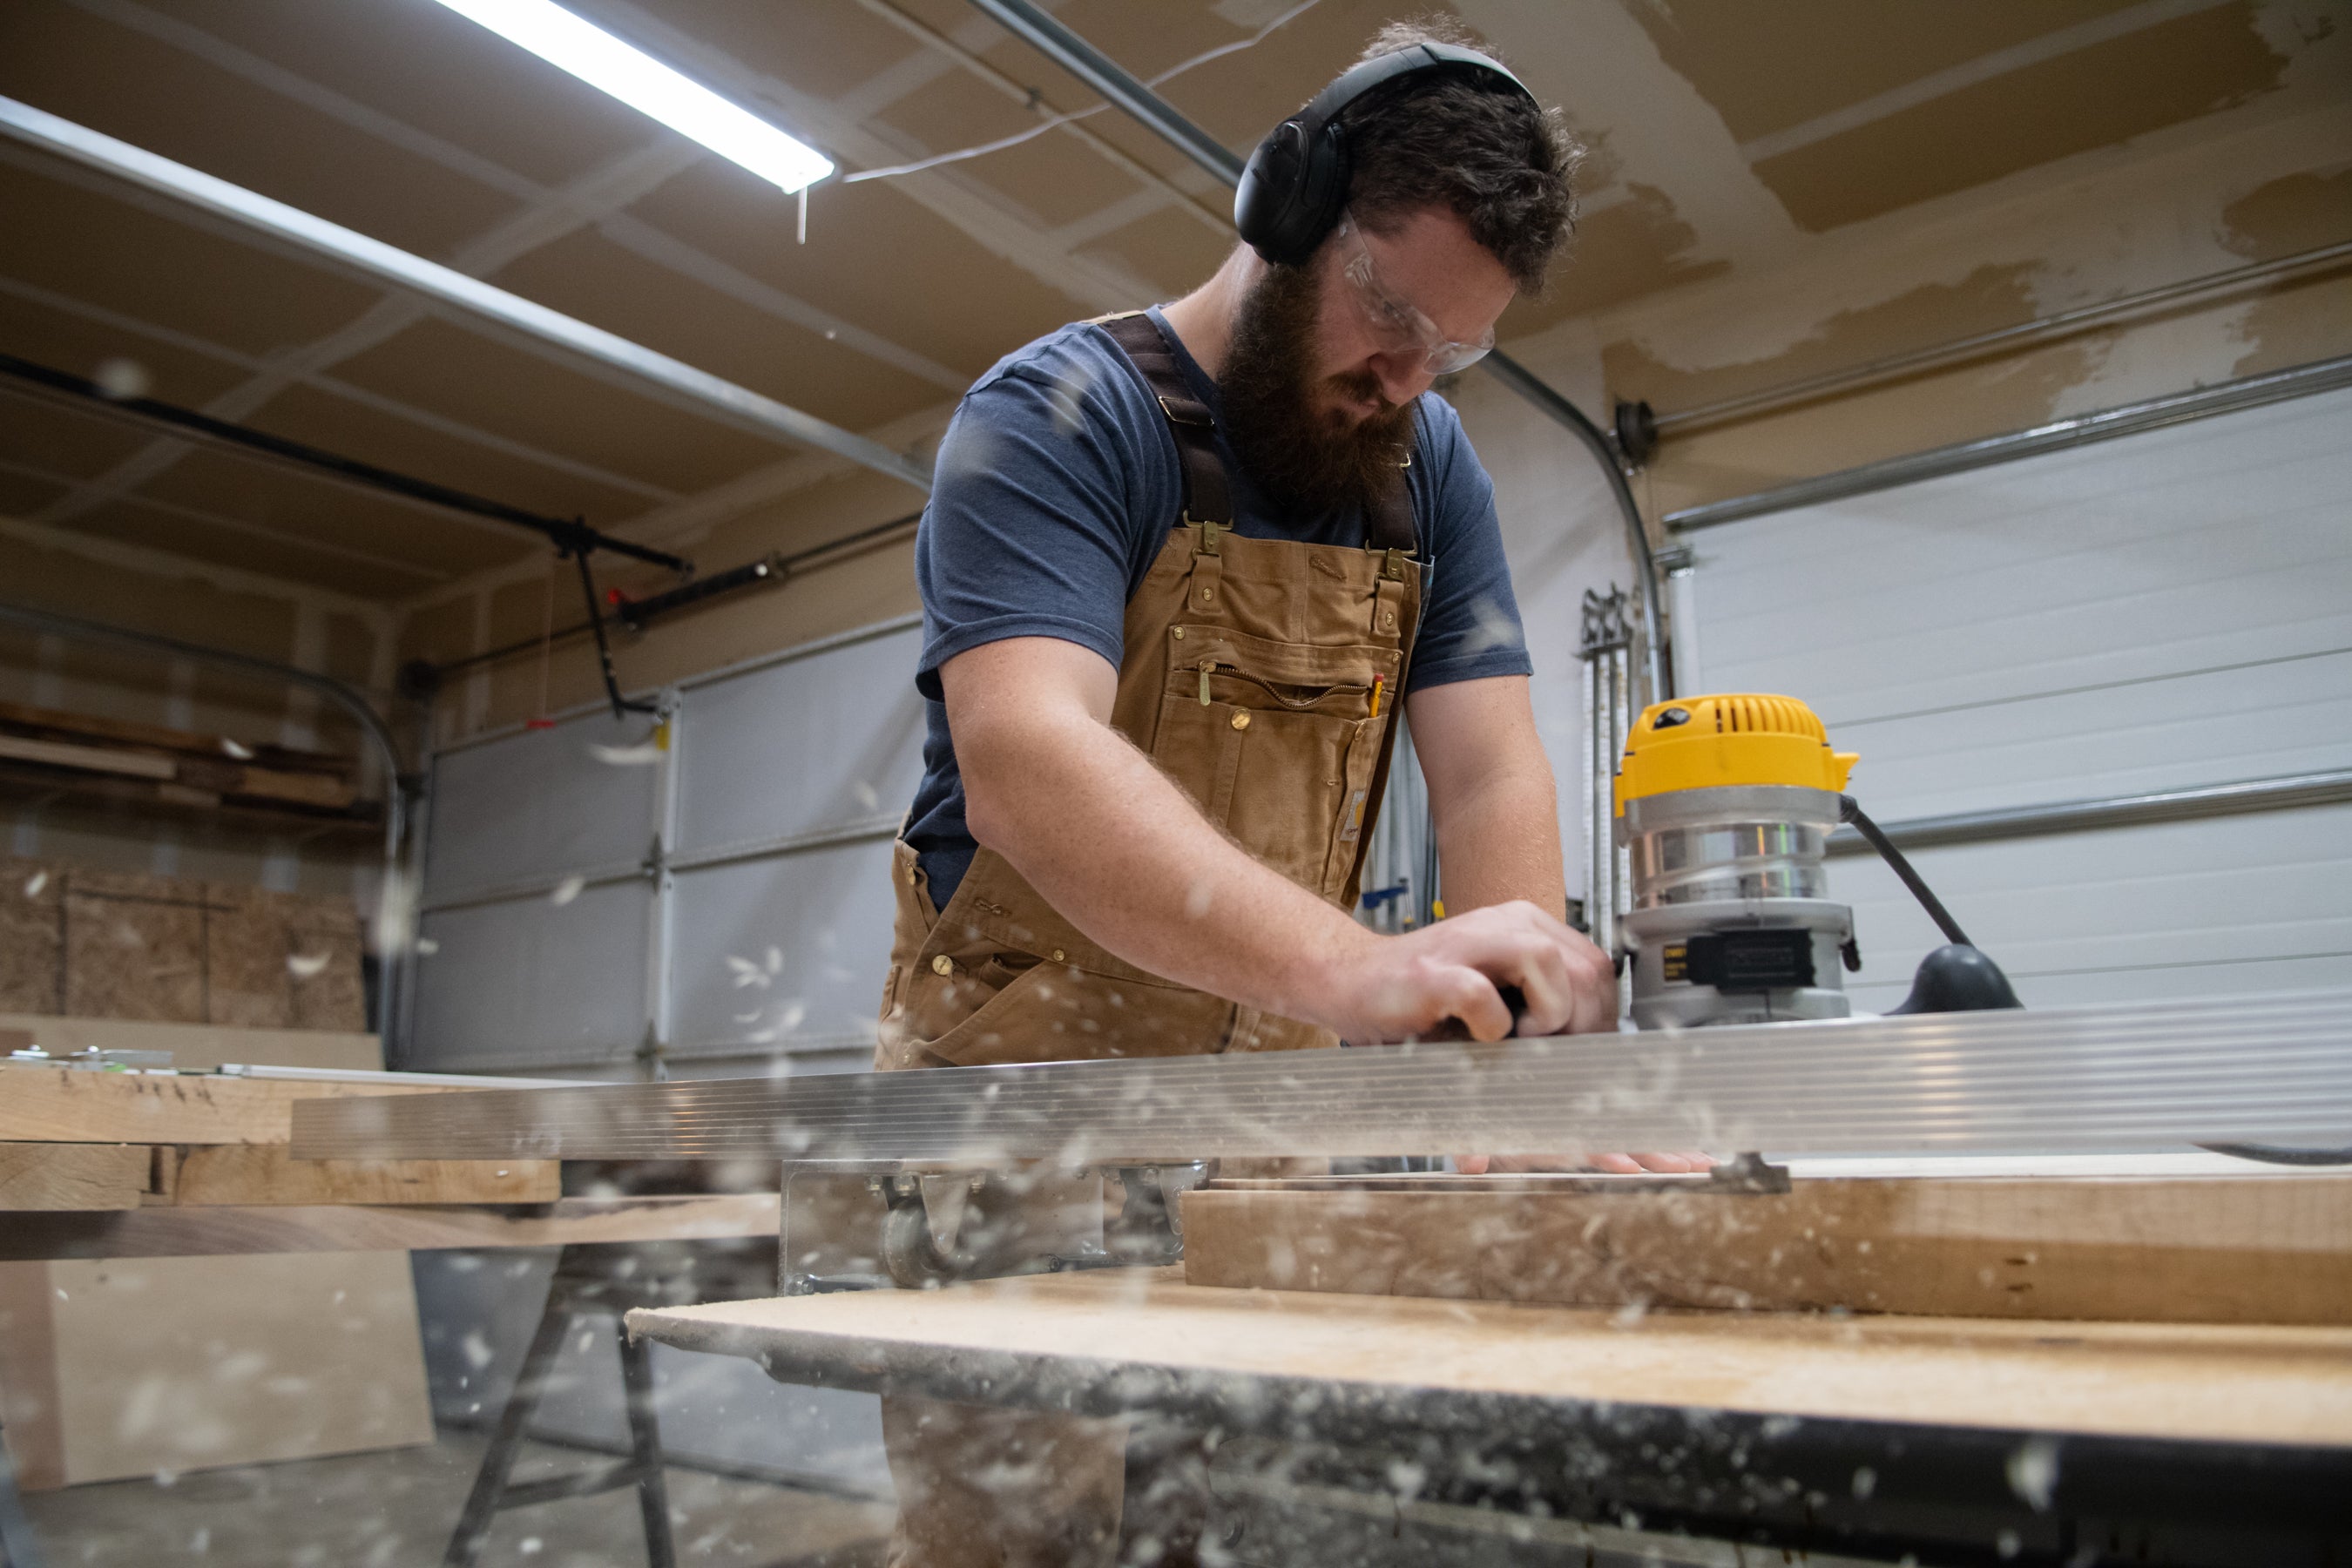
[1332,211,1497,377]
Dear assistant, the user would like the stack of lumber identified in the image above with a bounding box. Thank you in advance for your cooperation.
[1179,1172,2352,1327]
[1,859,364,1027]
[0,698,377,828]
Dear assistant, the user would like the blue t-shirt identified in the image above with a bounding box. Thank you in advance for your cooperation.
[903,307,1532,904]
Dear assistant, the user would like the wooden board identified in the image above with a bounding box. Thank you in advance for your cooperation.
[0,1061,482,1145]
[0,1193,780,1260]
[0,1143,147,1211]
[64,871,208,1022]
[629,1267,2352,1450]
[159,1145,559,1206]
[0,1253,434,1490]
[1179,1175,2352,1327]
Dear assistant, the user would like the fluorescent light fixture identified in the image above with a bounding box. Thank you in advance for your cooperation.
[428,0,833,193]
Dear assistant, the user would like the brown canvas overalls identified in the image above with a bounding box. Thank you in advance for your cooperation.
[874,313,1424,1567]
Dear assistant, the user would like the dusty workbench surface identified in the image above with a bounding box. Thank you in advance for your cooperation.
[628,1266,2352,1449]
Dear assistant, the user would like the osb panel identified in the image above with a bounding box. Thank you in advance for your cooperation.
[0,858,64,1016]
[201,885,366,1033]
[62,871,216,1024]
[1753,4,2292,233]
[1627,0,2149,144]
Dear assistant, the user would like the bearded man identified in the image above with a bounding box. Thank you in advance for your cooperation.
[869,19,1698,1566]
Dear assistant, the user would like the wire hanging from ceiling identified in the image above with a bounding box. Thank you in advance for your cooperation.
[842,0,1322,186]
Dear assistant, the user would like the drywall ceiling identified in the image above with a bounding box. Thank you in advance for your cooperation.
[0,0,2338,605]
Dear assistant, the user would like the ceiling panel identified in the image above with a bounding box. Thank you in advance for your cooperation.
[0,1,518,260]
[327,316,802,498]
[135,0,690,189]
[0,287,254,412]
[863,69,1142,227]
[1626,0,2153,144]
[1076,199,1240,302]
[483,222,947,432]
[66,491,433,598]
[626,0,925,104]
[1500,183,1731,337]
[247,379,678,526]
[1751,1,2292,232]
[133,446,524,577]
[628,157,1099,374]
[0,159,385,356]
[0,389,168,482]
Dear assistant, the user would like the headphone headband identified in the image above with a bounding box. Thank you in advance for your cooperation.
[1235,44,1538,267]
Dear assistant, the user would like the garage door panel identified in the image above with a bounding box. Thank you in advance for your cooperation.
[676,626,924,856]
[408,881,649,1071]
[1687,382,2352,1016]
[426,709,659,901]
[666,838,898,1059]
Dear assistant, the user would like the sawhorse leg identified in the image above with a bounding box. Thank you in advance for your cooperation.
[443,1246,677,1568]
[0,1415,44,1568]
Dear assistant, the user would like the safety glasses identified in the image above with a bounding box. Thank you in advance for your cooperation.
[1332,211,1497,377]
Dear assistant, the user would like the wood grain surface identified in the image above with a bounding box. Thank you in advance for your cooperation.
[0,1142,148,1211]
[1179,1174,2352,1326]
[0,1062,482,1145]
[629,1267,2352,1448]
[0,1193,780,1260]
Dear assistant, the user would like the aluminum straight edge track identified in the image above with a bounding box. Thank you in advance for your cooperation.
[290,991,2352,1164]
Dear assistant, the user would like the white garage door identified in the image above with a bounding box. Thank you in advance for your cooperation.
[405,617,923,1076]
[1669,376,2352,1010]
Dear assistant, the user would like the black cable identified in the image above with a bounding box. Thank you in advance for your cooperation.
[432,511,923,679]
[1839,795,1972,947]
[570,546,659,720]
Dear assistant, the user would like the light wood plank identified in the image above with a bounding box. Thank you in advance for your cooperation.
[0,1193,779,1260]
[0,1143,148,1211]
[0,1062,482,1145]
[0,1013,382,1071]
[1179,1175,2352,1326]
[631,1268,2352,1450]
[163,1145,559,1206]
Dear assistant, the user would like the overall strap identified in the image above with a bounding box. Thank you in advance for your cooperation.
[1098,313,1233,527]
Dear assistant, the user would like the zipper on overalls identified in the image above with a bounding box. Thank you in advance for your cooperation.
[1199,659,1215,706]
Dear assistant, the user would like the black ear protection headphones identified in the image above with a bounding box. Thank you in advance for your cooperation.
[1233,43,1538,267]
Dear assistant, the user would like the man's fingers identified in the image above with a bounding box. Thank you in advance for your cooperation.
[1434,968,1514,1041]
[1454,1154,1491,1175]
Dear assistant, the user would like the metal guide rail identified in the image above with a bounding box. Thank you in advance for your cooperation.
[292,991,2352,1164]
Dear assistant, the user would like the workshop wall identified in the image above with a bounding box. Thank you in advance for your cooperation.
[0,524,394,902]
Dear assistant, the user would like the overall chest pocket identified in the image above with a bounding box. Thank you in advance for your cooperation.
[1151,625,1401,898]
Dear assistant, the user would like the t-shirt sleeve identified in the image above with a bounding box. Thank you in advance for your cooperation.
[913,343,1172,700]
[1402,398,1535,693]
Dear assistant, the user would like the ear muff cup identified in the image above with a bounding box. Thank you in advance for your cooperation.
[1234,117,1350,267]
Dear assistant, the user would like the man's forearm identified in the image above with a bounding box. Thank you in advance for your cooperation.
[1432,762,1567,919]
[963,705,1371,1020]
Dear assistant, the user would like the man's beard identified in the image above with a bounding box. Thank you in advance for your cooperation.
[1219,261,1416,518]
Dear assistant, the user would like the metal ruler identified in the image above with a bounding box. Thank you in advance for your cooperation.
[292,991,2352,1165]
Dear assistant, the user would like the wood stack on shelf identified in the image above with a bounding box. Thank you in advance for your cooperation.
[0,699,380,834]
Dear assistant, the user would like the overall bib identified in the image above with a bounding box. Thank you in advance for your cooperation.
[875,313,1424,1566]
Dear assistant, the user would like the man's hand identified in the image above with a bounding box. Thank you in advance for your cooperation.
[1302,898,1616,1043]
